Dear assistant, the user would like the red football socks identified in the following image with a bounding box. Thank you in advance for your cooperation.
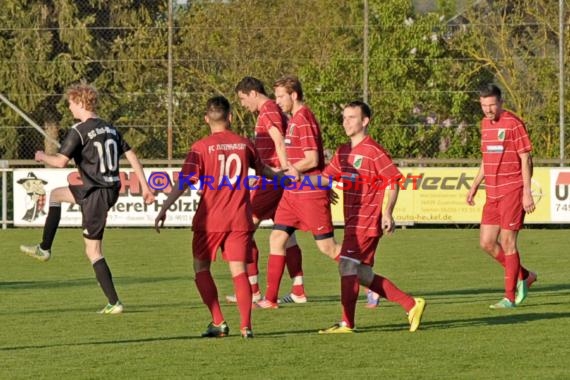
[286,245,303,278]
[232,272,252,329]
[340,275,359,328]
[246,240,260,293]
[504,253,521,302]
[246,239,260,277]
[495,249,529,280]
[195,271,224,325]
[265,254,286,303]
[369,274,415,312]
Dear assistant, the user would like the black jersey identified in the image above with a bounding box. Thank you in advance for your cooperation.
[59,118,130,190]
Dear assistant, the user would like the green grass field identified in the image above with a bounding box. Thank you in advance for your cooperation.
[1,228,569,379]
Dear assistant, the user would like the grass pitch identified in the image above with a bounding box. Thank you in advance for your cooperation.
[1,228,569,379]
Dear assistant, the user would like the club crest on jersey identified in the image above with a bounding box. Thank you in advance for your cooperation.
[352,155,364,169]
[497,129,506,141]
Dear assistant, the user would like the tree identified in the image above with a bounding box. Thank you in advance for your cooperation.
[0,0,168,159]
[1,0,565,161]
[448,0,568,158]
[173,0,365,155]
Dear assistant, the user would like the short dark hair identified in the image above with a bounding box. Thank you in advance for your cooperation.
[235,76,267,95]
[479,83,502,100]
[273,75,303,101]
[345,100,372,119]
[206,96,231,122]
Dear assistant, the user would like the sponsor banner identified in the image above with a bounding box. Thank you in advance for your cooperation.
[374,167,549,224]
[13,168,201,227]
[529,167,550,223]
[550,168,570,222]
[12,166,561,227]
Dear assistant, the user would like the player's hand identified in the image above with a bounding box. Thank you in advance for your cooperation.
[329,189,339,205]
[154,210,166,233]
[285,161,300,182]
[142,189,155,204]
[466,188,477,206]
[273,169,288,187]
[523,190,536,214]
[34,151,45,163]
[382,213,396,235]
[248,176,258,188]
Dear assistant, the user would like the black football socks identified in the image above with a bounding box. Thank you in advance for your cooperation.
[40,204,61,251]
[93,258,119,305]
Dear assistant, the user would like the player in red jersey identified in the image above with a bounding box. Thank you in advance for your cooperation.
[291,101,425,332]
[20,82,155,314]
[154,96,289,338]
[255,76,341,309]
[224,77,306,304]
[467,84,537,309]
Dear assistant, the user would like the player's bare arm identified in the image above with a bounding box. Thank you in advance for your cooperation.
[267,126,288,169]
[382,186,399,234]
[259,165,293,187]
[35,151,70,168]
[154,181,187,233]
[298,172,330,186]
[291,149,318,173]
[520,152,535,214]
[285,163,301,182]
[295,172,338,204]
[466,160,485,206]
[124,150,155,204]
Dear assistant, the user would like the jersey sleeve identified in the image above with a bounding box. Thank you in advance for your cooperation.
[248,142,265,174]
[513,121,532,154]
[180,144,203,183]
[297,116,319,151]
[263,111,286,135]
[322,148,342,181]
[374,148,402,180]
[117,132,131,156]
[58,127,83,158]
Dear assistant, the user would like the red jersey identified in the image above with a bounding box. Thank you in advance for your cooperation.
[481,110,532,199]
[285,105,326,198]
[181,130,264,232]
[255,100,287,168]
[323,136,402,237]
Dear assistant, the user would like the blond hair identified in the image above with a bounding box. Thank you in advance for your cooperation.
[66,81,98,111]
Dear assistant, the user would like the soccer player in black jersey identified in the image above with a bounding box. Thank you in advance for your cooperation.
[20,82,155,314]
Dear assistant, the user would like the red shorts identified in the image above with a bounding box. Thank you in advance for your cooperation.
[250,180,283,221]
[482,187,525,230]
[192,231,253,262]
[273,191,333,236]
[340,234,380,266]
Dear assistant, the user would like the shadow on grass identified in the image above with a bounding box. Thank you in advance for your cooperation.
[0,275,192,290]
[250,312,570,337]
[2,312,569,347]
[264,282,570,306]
[419,283,570,299]
[0,301,205,316]
[0,334,205,352]
[360,311,570,333]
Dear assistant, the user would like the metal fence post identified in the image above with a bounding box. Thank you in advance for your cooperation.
[363,0,369,104]
[167,0,174,165]
[1,160,8,230]
[560,0,565,166]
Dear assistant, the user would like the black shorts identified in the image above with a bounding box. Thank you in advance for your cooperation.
[69,185,120,240]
